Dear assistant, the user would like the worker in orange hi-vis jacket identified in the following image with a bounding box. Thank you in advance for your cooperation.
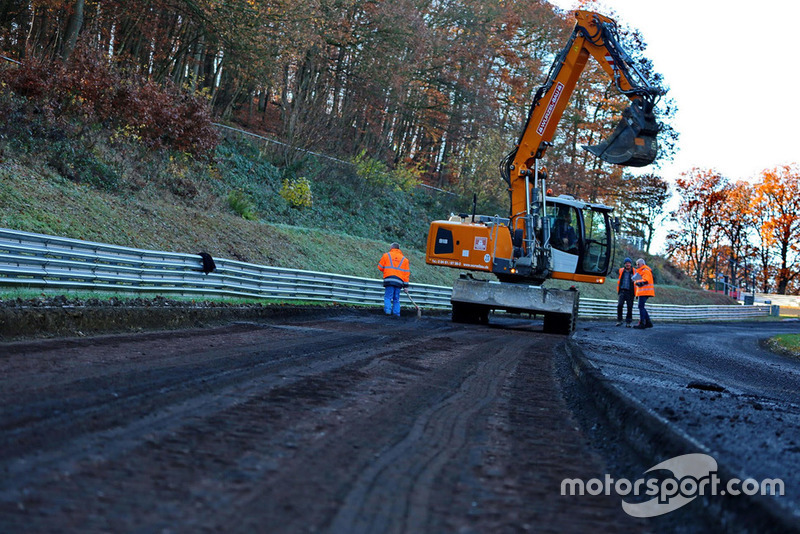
[633,258,655,329]
[378,243,410,317]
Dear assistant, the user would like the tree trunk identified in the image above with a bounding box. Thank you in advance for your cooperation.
[61,0,85,61]
[644,223,654,253]
[190,34,204,94]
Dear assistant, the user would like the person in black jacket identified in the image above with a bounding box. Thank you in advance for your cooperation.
[552,208,578,252]
[616,257,635,327]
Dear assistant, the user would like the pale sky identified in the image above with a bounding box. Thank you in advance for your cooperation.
[547,0,800,252]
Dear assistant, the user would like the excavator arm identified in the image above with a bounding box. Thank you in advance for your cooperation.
[502,10,662,222]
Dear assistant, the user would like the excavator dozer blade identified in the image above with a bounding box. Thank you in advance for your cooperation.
[583,99,659,167]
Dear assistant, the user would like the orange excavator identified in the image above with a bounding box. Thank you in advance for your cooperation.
[425,10,663,334]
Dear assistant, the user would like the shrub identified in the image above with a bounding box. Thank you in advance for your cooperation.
[227,191,258,220]
[280,177,313,209]
[48,142,120,190]
[353,150,421,192]
[389,164,423,192]
[0,49,218,158]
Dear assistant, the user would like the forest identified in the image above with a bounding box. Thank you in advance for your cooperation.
[0,0,797,294]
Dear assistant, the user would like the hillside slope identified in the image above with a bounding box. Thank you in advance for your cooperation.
[0,133,733,305]
[0,160,458,287]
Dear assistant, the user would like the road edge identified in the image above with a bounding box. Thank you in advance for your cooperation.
[564,339,800,534]
[0,302,452,340]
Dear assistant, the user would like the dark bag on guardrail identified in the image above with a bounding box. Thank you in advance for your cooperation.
[198,252,216,274]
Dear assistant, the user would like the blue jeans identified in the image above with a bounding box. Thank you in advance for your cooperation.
[638,295,650,324]
[384,285,402,316]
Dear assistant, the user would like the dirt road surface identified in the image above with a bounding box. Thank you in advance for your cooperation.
[1,311,649,533]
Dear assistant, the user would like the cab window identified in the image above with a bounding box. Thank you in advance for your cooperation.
[546,204,579,253]
[581,208,611,274]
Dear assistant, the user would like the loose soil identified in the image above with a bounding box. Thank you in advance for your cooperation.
[0,311,648,533]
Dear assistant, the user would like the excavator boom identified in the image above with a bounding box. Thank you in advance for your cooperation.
[505,10,661,220]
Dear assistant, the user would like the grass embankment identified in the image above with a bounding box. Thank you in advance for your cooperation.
[0,129,734,305]
[0,154,458,288]
[766,335,800,358]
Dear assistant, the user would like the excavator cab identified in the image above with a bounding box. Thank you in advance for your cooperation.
[583,98,659,167]
[545,197,615,282]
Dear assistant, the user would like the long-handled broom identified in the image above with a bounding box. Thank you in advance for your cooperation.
[404,287,422,318]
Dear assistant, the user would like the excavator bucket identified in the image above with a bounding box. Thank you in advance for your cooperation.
[583,99,659,167]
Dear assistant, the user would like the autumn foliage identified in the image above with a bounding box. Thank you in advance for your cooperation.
[0,49,217,156]
[667,165,800,295]
[0,0,676,198]
[754,166,800,294]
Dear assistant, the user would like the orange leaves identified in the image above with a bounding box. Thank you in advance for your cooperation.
[667,168,730,284]
[668,165,800,293]
[753,164,800,293]
[757,164,800,208]
[754,165,800,244]
[673,167,728,216]
[30,0,75,11]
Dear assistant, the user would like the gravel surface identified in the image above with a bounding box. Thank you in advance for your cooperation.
[572,319,800,529]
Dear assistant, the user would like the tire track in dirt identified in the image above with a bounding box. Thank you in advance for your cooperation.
[0,313,645,533]
[0,327,376,461]
[0,317,463,531]
[328,339,520,533]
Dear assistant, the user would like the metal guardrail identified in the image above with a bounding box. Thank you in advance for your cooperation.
[579,298,772,321]
[0,228,772,320]
[0,228,452,309]
[755,293,800,308]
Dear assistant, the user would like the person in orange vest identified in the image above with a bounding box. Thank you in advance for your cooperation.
[616,257,635,327]
[378,243,410,317]
[633,258,655,329]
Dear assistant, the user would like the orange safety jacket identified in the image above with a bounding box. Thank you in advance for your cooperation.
[617,267,634,293]
[378,249,410,287]
[634,265,655,297]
